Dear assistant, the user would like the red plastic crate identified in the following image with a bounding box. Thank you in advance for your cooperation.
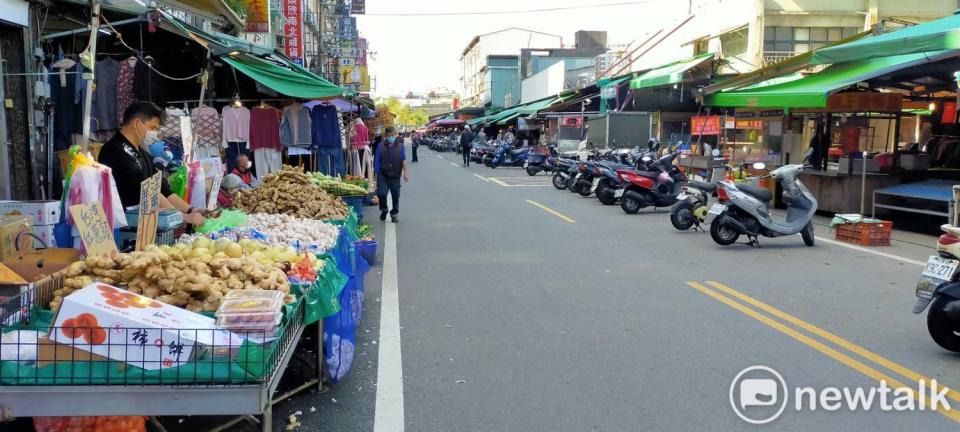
[834,221,893,246]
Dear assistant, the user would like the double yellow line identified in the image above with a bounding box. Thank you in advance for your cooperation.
[687,280,960,422]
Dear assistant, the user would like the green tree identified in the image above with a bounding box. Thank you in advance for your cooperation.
[375,97,429,128]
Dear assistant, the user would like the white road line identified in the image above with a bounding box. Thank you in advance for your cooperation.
[473,173,491,182]
[435,155,443,159]
[816,236,926,266]
[488,178,510,187]
[449,162,460,167]
[374,222,404,432]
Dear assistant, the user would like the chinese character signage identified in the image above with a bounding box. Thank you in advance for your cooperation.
[282,0,303,60]
[339,65,362,84]
[690,116,721,136]
[359,66,370,92]
[350,0,365,14]
[69,203,118,258]
[339,17,356,41]
[357,37,368,66]
[244,0,270,33]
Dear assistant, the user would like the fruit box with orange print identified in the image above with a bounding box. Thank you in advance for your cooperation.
[50,283,242,370]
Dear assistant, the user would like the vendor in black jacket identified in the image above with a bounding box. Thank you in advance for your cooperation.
[98,102,204,226]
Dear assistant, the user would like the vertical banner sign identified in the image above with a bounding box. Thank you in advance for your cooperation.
[180,116,194,162]
[136,172,162,251]
[243,0,270,33]
[339,17,356,41]
[207,170,223,211]
[350,0,365,14]
[283,0,303,60]
[70,203,118,258]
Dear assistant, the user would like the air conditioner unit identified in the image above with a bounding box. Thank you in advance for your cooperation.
[577,72,594,88]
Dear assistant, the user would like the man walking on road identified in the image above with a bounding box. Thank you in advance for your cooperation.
[374,126,409,223]
[459,126,474,167]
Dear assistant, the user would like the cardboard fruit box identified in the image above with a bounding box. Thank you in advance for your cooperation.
[0,200,61,226]
[50,283,241,370]
[0,248,80,326]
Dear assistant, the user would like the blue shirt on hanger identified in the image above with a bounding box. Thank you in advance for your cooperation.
[310,104,341,148]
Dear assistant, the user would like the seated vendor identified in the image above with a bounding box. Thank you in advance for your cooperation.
[231,153,260,188]
[98,102,204,226]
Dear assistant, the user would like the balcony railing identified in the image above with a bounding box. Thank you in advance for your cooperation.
[762,51,795,66]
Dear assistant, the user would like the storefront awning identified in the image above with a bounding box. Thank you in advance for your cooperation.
[705,51,952,109]
[220,54,346,99]
[812,14,960,65]
[629,53,713,90]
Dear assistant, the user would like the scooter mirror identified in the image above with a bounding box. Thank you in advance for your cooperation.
[752,162,766,170]
[711,149,721,157]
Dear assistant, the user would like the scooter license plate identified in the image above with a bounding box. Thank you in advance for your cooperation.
[575,173,582,179]
[676,192,689,200]
[921,256,958,280]
[590,178,601,193]
[707,203,726,215]
[524,162,529,168]
[614,189,624,198]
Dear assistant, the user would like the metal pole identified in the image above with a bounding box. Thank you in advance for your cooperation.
[860,150,867,216]
[0,57,11,200]
[80,1,101,152]
[198,53,211,106]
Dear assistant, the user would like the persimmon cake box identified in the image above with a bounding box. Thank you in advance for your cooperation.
[50,283,241,370]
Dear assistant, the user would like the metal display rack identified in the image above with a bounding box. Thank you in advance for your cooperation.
[0,276,310,432]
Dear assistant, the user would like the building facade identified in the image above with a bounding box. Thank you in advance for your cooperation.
[459,27,562,108]
[482,55,521,109]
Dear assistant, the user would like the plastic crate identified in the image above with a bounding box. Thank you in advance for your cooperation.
[834,221,893,246]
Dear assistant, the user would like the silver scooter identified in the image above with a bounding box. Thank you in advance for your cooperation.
[706,163,817,247]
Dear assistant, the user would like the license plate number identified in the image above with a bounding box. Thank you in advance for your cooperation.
[590,178,601,192]
[707,204,726,215]
[575,173,582,179]
[614,189,624,198]
[922,256,958,280]
[677,192,689,200]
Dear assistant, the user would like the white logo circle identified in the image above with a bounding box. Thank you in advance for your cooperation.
[729,365,789,425]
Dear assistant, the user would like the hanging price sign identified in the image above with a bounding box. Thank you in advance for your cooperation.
[136,172,162,251]
[70,203,118,258]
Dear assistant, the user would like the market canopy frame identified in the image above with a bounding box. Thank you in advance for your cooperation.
[629,53,714,90]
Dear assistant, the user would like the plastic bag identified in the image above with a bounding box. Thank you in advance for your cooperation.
[168,164,188,199]
[32,416,146,432]
[187,161,207,210]
[195,209,248,234]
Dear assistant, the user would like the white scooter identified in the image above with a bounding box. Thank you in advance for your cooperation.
[707,162,818,247]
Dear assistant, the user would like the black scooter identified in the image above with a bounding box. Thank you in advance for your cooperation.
[524,145,559,176]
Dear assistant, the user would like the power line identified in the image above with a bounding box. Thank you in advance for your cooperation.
[361,1,656,17]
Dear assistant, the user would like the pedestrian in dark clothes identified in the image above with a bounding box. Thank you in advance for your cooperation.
[459,126,474,167]
[374,127,409,223]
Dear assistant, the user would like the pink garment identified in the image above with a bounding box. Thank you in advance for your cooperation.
[66,165,127,229]
[115,58,135,125]
[221,105,251,146]
[350,122,369,149]
[249,107,281,151]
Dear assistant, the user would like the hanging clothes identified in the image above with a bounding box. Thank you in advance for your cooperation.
[160,107,187,141]
[91,57,119,131]
[115,57,136,125]
[222,105,251,147]
[280,103,313,148]
[191,105,222,160]
[349,118,369,150]
[51,61,81,150]
[133,57,166,102]
[250,106,282,177]
[310,104,341,148]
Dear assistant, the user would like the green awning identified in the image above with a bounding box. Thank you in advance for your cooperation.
[705,51,950,109]
[813,14,960,65]
[220,54,345,99]
[515,97,558,116]
[496,111,525,125]
[630,53,714,90]
[597,75,631,88]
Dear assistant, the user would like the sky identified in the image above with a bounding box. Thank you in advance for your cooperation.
[355,0,693,97]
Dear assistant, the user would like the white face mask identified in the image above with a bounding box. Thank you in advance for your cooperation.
[246,161,253,169]
[138,121,160,147]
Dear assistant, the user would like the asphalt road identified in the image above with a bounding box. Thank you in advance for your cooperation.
[257,143,960,431]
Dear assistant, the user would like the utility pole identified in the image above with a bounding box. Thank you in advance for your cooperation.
[318,0,324,80]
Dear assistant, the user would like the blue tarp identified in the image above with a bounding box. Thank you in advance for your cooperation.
[874,179,956,202]
[323,226,370,384]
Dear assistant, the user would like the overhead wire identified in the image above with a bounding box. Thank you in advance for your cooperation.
[361,1,656,16]
[99,15,203,81]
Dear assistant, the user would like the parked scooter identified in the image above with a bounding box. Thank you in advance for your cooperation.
[669,180,717,231]
[550,157,579,190]
[617,149,686,214]
[524,145,559,176]
[913,224,960,352]
[708,162,817,247]
[490,142,531,168]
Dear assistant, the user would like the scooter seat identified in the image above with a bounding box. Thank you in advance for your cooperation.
[737,183,772,202]
[688,181,717,192]
[510,149,527,156]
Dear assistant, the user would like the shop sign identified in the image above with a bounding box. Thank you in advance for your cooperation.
[735,119,763,130]
[243,0,270,33]
[136,173,161,251]
[826,92,902,113]
[69,203,118,258]
[350,0,365,14]
[207,170,223,211]
[600,86,617,100]
[339,17,357,41]
[357,38,368,66]
[359,66,371,92]
[339,65,362,84]
[561,116,582,128]
[340,58,355,67]
[282,0,303,60]
[690,116,721,136]
[734,111,759,119]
